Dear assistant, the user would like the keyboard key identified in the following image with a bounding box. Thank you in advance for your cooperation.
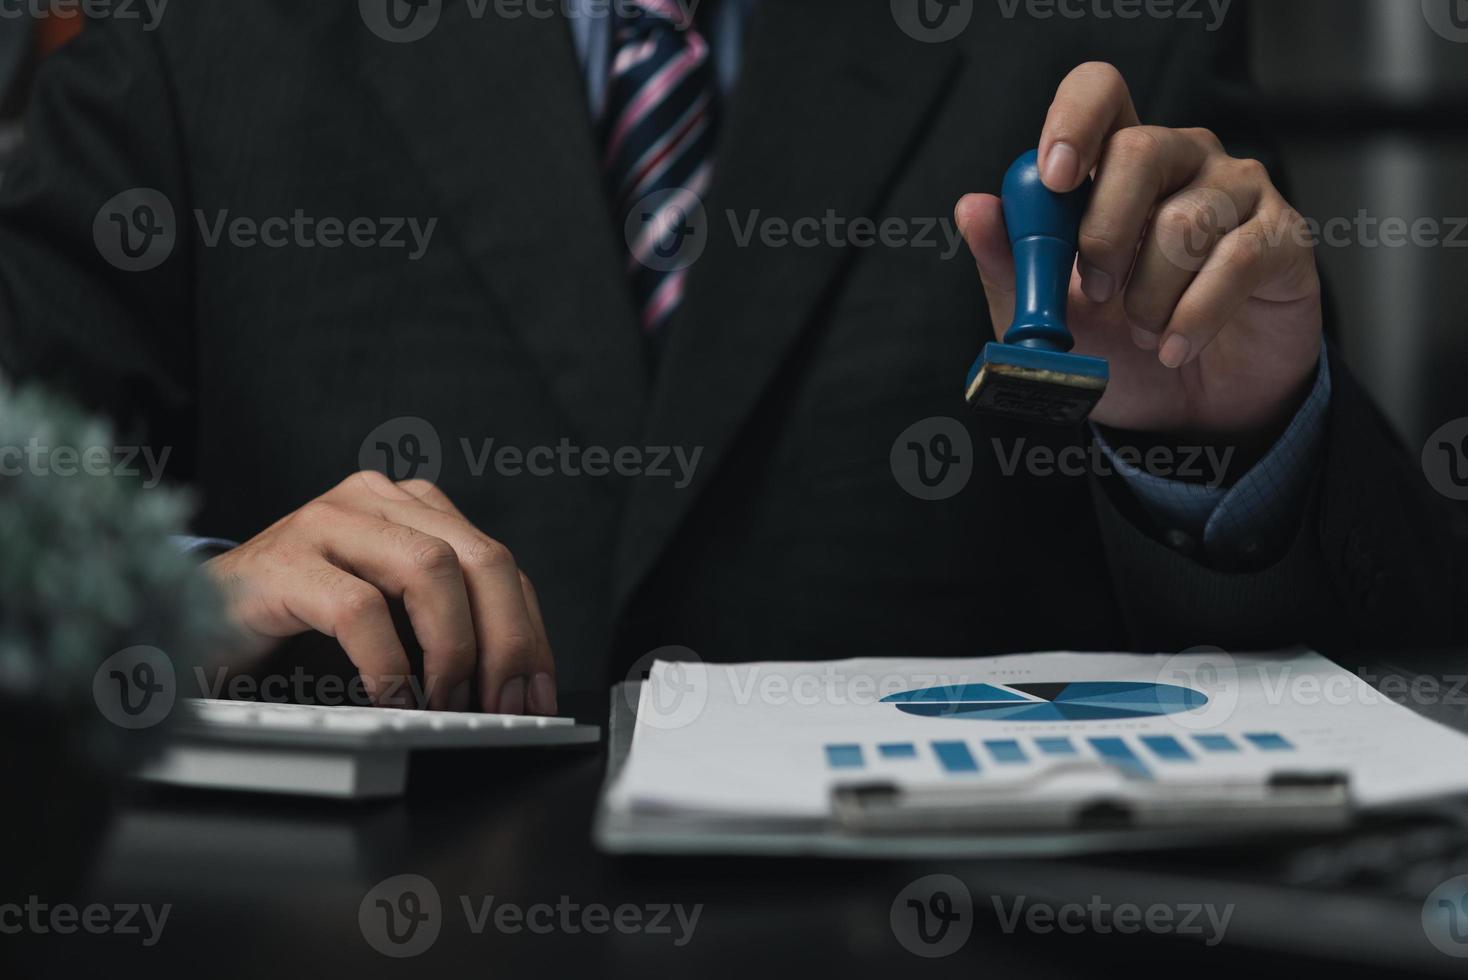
[321,713,384,732]
[256,711,318,729]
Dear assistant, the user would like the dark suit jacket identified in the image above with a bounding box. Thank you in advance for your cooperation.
[0,2,1462,692]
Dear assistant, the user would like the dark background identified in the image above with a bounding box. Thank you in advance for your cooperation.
[1251,0,1468,451]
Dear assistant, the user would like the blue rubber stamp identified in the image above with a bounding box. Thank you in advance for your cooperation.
[964,149,1108,425]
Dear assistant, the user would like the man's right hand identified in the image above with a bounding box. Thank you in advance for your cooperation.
[203,472,556,715]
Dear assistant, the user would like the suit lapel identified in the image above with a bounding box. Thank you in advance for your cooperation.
[354,3,965,613]
[613,1,965,608]
[354,4,648,450]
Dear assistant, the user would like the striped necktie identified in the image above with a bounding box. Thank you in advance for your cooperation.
[599,0,719,335]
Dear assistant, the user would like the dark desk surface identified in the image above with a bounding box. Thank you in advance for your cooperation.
[13,683,1448,980]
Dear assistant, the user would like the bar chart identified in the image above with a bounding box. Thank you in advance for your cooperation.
[823,731,1296,780]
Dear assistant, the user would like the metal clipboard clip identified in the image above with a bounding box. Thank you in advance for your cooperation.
[830,761,1353,835]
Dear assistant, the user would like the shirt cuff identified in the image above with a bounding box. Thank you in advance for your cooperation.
[1093,349,1332,563]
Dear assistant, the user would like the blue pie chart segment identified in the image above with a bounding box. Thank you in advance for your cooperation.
[882,680,1207,721]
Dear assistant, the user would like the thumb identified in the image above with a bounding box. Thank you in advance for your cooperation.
[954,193,1016,340]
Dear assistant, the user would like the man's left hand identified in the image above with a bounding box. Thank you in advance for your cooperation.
[955,62,1323,445]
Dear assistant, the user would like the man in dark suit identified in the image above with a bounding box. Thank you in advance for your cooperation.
[0,1,1461,715]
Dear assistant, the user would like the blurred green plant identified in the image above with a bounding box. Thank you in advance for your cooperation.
[0,382,228,771]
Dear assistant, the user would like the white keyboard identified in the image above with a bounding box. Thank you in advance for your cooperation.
[179,698,591,746]
[137,699,601,799]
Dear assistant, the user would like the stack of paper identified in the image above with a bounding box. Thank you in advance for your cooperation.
[599,649,1468,854]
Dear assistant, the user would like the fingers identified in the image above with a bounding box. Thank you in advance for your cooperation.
[954,193,1015,339]
[310,503,477,712]
[1158,204,1315,368]
[457,537,543,715]
[1078,127,1220,305]
[1121,160,1265,338]
[279,563,414,707]
[209,471,558,715]
[387,478,556,713]
[1037,64,1305,370]
[365,494,557,716]
[395,477,461,515]
[517,571,558,715]
[1039,62,1141,192]
[1123,157,1278,365]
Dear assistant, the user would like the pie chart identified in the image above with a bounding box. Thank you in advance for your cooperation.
[881,681,1207,722]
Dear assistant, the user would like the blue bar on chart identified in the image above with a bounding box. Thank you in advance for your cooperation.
[1193,734,1240,753]
[1140,735,1193,762]
[878,742,918,760]
[824,744,864,770]
[1088,737,1152,780]
[1245,732,1294,751]
[932,741,981,774]
[984,739,1028,764]
[1036,736,1078,756]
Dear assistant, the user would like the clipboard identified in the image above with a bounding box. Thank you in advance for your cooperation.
[594,681,1355,858]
